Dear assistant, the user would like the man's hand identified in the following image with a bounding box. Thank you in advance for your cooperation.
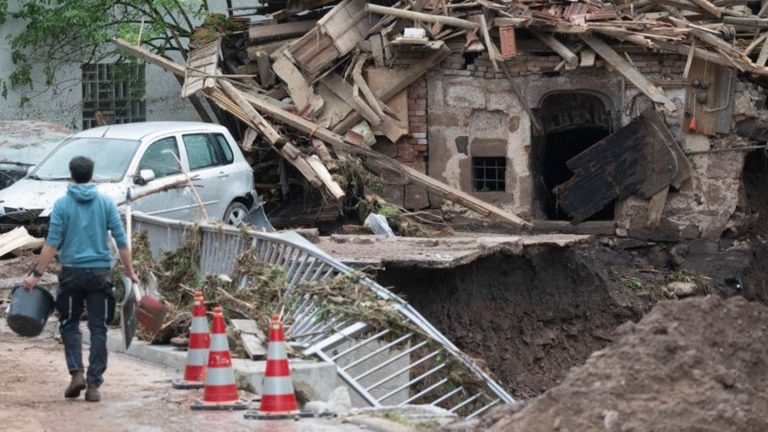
[125,269,139,284]
[21,273,40,291]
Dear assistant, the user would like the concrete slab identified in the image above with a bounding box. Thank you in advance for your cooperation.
[313,233,590,269]
[82,328,338,400]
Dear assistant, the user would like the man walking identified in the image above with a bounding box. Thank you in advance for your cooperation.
[22,156,138,402]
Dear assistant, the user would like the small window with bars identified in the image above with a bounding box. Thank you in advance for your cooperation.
[82,63,146,130]
[472,157,506,192]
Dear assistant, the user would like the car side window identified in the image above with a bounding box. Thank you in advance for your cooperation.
[137,137,181,179]
[213,134,234,165]
[183,134,220,171]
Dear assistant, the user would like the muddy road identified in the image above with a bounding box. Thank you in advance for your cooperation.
[0,326,358,432]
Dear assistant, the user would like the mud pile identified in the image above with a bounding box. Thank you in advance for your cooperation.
[475,296,768,432]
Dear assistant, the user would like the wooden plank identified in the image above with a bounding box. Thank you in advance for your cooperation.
[477,15,499,71]
[248,20,316,41]
[683,39,696,78]
[689,0,723,17]
[306,155,345,200]
[366,4,479,30]
[230,319,267,360]
[246,38,297,60]
[757,37,768,66]
[532,30,579,67]
[556,109,679,222]
[580,35,677,112]
[0,227,41,257]
[690,29,745,61]
[181,39,221,98]
[580,48,596,67]
[351,55,386,120]
[254,50,272,88]
[334,41,450,133]
[219,80,284,146]
[647,187,670,228]
[723,16,768,28]
[272,55,323,115]
[371,32,386,67]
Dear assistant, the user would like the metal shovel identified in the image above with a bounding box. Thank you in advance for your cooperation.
[124,189,168,334]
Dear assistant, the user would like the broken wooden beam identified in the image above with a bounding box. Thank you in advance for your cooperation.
[219,80,285,146]
[248,20,317,42]
[689,0,723,17]
[365,4,480,30]
[531,30,579,67]
[580,35,677,112]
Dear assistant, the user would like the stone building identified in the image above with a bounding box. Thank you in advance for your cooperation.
[380,35,762,243]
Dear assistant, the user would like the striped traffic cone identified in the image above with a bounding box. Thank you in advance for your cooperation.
[173,291,209,389]
[257,313,299,417]
[191,306,246,410]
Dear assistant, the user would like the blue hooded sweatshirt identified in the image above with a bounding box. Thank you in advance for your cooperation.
[45,183,128,268]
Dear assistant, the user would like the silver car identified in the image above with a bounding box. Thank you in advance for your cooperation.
[0,122,255,234]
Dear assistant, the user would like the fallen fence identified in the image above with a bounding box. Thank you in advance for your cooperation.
[132,212,514,417]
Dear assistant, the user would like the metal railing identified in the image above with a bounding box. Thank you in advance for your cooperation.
[132,212,514,417]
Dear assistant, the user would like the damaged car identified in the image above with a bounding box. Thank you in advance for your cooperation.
[0,121,71,190]
[0,122,257,235]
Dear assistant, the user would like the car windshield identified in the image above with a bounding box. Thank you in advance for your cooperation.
[30,137,141,182]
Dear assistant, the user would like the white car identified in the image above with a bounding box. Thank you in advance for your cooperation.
[0,122,255,234]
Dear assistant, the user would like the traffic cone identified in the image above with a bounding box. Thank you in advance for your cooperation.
[191,306,247,410]
[173,291,209,389]
[256,313,299,418]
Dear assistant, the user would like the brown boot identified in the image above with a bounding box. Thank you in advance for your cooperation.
[64,370,86,398]
[85,385,100,402]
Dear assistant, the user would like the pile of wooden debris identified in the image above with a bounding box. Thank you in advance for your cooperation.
[115,0,768,228]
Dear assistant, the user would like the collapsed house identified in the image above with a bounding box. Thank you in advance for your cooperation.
[118,0,768,241]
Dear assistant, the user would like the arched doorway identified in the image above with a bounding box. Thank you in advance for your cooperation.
[534,92,615,221]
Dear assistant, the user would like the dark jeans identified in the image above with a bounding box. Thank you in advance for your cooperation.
[55,267,115,388]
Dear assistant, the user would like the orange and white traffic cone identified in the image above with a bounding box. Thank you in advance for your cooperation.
[173,291,209,389]
[191,306,246,410]
[256,313,299,418]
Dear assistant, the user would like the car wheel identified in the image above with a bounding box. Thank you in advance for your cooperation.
[224,201,249,226]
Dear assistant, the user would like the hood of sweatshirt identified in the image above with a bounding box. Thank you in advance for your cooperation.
[67,183,97,202]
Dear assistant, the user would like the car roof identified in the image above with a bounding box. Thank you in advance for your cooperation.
[73,122,228,141]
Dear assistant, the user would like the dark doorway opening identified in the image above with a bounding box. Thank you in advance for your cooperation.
[543,126,612,220]
[535,92,615,221]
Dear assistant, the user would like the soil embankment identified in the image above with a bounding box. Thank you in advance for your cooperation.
[473,296,768,432]
[381,244,642,398]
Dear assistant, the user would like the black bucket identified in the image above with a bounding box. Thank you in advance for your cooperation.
[6,285,55,337]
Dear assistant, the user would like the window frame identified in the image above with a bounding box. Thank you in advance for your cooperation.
[471,156,507,192]
[182,133,223,171]
[137,136,182,180]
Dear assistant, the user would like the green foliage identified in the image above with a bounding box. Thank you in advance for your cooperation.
[621,275,643,291]
[0,0,7,25]
[3,0,210,101]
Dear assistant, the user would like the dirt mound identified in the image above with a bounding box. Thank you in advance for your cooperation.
[475,296,768,432]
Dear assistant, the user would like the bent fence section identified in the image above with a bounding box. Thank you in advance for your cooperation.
[132,212,514,418]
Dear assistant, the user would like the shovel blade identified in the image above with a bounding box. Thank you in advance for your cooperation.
[120,277,138,350]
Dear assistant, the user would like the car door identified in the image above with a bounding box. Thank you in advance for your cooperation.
[130,136,194,220]
[180,133,227,220]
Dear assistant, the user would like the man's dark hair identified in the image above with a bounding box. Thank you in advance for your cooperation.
[69,156,94,183]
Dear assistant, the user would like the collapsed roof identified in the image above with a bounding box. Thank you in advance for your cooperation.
[116,0,768,227]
